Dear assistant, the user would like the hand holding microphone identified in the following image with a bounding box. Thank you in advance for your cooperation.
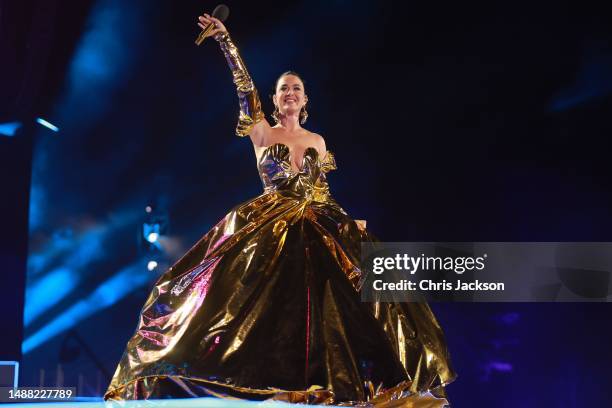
[195,4,230,45]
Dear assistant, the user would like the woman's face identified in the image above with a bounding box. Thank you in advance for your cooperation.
[274,74,307,116]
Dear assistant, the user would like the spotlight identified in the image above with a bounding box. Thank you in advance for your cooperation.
[36,117,59,132]
[140,202,168,253]
[147,261,158,271]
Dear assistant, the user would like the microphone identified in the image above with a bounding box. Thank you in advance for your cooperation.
[195,4,230,46]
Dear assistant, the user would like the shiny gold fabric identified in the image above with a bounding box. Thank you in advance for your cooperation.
[105,143,457,406]
[215,32,265,137]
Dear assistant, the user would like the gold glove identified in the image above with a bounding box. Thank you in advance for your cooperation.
[215,32,265,137]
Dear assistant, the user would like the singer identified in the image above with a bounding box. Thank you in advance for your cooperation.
[104,11,457,407]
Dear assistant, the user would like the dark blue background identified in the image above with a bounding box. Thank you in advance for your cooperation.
[2,0,611,406]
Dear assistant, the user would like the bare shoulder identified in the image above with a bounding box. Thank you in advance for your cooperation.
[306,131,327,154]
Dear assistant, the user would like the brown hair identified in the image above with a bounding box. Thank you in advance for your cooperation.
[274,70,306,92]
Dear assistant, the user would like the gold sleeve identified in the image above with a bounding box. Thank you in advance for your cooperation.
[215,32,265,137]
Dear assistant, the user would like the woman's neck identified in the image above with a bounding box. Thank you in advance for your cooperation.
[278,112,302,132]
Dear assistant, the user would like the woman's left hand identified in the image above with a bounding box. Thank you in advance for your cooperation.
[197,13,228,38]
[355,220,367,231]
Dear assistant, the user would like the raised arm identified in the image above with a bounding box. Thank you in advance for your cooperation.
[198,14,272,146]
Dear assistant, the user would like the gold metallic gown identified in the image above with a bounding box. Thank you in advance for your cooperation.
[104,143,456,406]
[105,31,456,407]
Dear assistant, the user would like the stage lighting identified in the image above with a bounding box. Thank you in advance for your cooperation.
[147,261,158,271]
[143,221,161,244]
[0,121,22,137]
[141,205,168,252]
[36,117,59,132]
[22,260,151,354]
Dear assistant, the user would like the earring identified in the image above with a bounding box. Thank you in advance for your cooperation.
[300,105,308,125]
[272,105,281,124]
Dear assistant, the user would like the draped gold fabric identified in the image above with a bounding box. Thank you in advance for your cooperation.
[105,143,457,406]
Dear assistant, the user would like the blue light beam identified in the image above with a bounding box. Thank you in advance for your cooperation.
[22,259,152,354]
[25,209,141,327]
[0,121,22,137]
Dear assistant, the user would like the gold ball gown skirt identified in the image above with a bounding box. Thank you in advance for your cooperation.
[105,143,457,406]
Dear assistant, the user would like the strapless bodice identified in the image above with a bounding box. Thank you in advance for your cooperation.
[257,142,337,202]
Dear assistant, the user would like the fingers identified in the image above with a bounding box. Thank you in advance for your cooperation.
[198,23,218,34]
[198,17,220,29]
[198,14,214,22]
[197,13,225,36]
[198,13,214,23]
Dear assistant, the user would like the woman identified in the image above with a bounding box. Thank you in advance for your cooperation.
[104,13,457,406]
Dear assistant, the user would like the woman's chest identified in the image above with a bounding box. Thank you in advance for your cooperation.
[255,140,321,173]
